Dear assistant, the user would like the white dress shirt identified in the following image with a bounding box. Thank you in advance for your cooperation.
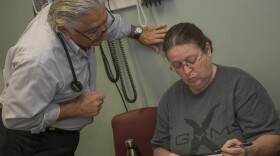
[0,3,130,133]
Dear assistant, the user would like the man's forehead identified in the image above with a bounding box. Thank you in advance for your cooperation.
[77,6,107,31]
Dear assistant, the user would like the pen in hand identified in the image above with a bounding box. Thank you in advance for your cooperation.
[214,142,253,153]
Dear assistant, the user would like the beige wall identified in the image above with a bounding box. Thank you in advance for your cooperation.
[0,0,34,68]
[0,0,280,156]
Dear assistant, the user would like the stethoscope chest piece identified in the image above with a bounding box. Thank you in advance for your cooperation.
[71,80,83,92]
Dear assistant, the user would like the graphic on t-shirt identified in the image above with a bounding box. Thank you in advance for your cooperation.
[184,103,220,154]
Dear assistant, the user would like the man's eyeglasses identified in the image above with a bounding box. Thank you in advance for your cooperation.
[73,8,115,41]
[170,53,203,71]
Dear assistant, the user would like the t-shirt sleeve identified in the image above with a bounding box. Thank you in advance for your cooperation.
[234,75,280,141]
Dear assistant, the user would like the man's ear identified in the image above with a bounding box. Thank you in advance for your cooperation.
[57,25,71,39]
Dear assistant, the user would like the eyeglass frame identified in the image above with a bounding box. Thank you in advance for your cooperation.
[73,8,115,41]
[169,52,203,71]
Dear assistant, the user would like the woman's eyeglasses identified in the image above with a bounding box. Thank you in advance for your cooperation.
[170,53,203,71]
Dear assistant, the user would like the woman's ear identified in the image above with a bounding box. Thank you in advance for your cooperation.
[205,42,212,55]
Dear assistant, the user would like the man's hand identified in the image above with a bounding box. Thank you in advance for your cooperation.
[139,24,169,52]
[59,91,105,120]
[74,92,105,117]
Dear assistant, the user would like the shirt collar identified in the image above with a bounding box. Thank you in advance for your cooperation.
[60,34,88,57]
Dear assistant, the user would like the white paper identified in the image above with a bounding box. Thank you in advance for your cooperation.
[106,0,143,11]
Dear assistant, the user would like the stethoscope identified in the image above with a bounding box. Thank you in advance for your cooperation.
[57,32,83,92]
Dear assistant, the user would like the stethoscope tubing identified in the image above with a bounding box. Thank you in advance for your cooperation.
[56,32,83,92]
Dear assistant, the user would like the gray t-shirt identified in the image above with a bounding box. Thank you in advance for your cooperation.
[151,65,280,156]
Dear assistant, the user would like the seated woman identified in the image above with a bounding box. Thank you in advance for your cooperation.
[151,22,280,156]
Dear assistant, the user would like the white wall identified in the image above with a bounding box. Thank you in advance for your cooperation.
[0,0,280,156]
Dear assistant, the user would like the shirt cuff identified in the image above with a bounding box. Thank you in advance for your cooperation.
[30,104,60,133]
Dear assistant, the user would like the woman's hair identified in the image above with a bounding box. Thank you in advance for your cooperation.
[163,22,213,55]
[48,0,104,31]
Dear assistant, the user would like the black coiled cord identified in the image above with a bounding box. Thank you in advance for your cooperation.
[99,39,137,111]
[100,41,119,83]
[116,39,137,103]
